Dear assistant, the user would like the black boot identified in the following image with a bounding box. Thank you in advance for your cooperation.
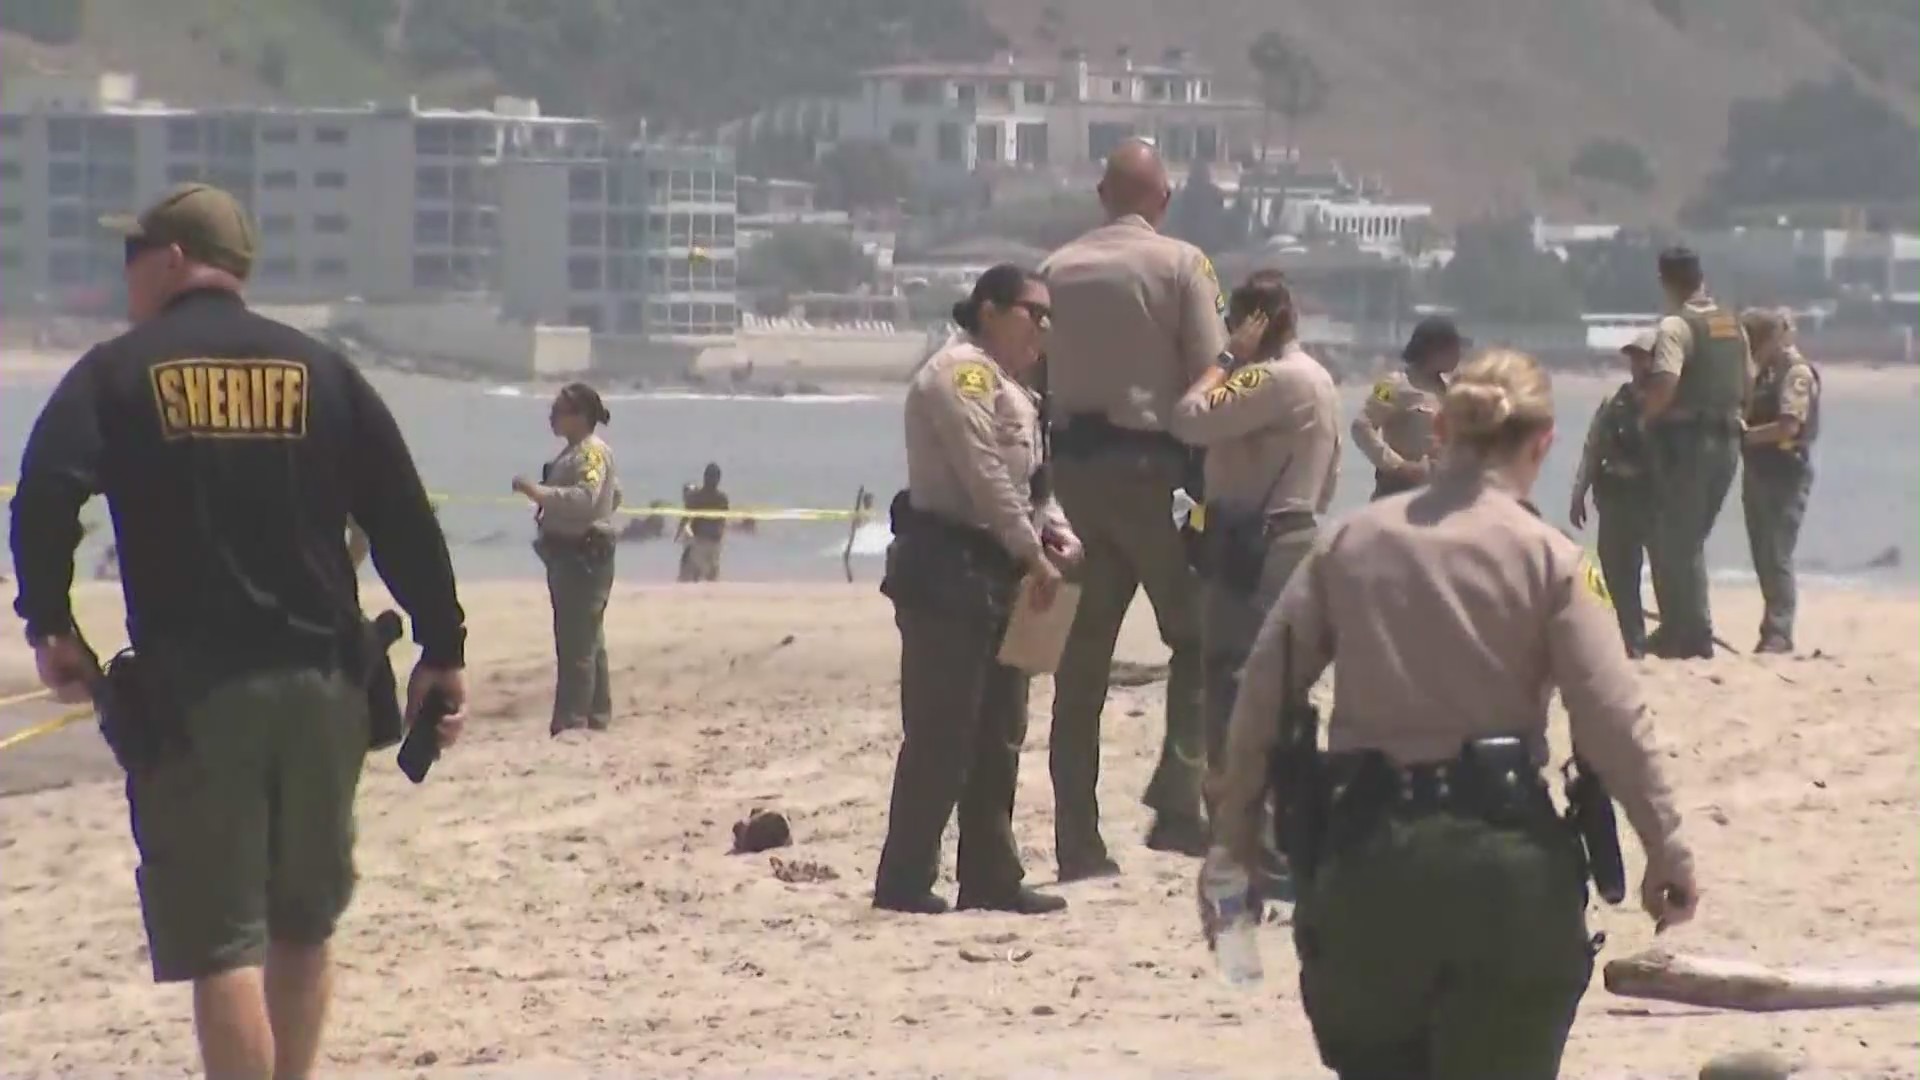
[956,886,1067,915]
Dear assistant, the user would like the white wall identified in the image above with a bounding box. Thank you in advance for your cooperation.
[333,298,590,378]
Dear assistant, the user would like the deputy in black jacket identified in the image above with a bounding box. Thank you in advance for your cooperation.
[8,183,468,1080]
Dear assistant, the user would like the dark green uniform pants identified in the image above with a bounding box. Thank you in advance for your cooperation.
[1593,476,1654,654]
[1050,451,1204,871]
[1294,812,1593,1079]
[1201,523,1317,768]
[874,604,1029,902]
[128,668,368,983]
[1743,453,1812,646]
[1648,423,1739,652]
[541,539,614,733]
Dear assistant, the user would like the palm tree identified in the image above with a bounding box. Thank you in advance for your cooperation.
[1247,31,1330,235]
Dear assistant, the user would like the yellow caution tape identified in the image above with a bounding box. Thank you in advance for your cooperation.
[0,484,859,523]
[0,705,91,753]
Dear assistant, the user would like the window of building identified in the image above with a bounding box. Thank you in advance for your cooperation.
[1088,121,1134,162]
[900,78,935,105]
[261,125,298,145]
[48,205,85,238]
[47,161,82,192]
[1015,122,1049,165]
[212,167,253,194]
[566,304,603,331]
[936,122,964,164]
[414,123,449,156]
[450,208,480,247]
[0,206,22,227]
[618,300,645,334]
[988,81,1012,103]
[166,162,202,184]
[415,165,449,200]
[569,211,602,248]
[1160,124,1193,164]
[1111,80,1126,96]
[1022,81,1050,105]
[315,125,348,146]
[450,254,483,287]
[669,214,692,247]
[975,123,1001,164]
[50,250,89,285]
[691,213,715,247]
[569,166,604,203]
[668,170,693,202]
[413,255,451,288]
[889,121,919,150]
[314,170,347,189]
[668,259,691,290]
[262,170,298,190]
[47,118,83,154]
[474,208,499,245]
[85,163,134,202]
[313,257,348,279]
[715,216,735,245]
[313,213,349,235]
[88,119,136,155]
[414,210,449,244]
[1194,124,1219,162]
[166,118,200,153]
[955,84,976,107]
[258,257,298,283]
[218,121,255,157]
[262,214,296,237]
[568,255,602,291]
[1146,78,1167,101]
[0,115,22,138]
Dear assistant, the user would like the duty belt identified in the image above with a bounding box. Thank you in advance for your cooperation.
[1052,413,1185,461]
[1324,737,1549,824]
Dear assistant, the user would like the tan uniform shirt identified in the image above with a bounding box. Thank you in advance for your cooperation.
[905,339,1072,565]
[1039,214,1229,432]
[1764,346,1818,439]
[1169,343,1341,516]
[1213,462,1689,874]
[1352,367,1444,475]
[535,433,621,539]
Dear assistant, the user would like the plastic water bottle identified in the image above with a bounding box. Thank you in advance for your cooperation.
[1201,846,1264,988]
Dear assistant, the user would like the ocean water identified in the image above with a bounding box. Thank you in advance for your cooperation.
[2,366,1915,590]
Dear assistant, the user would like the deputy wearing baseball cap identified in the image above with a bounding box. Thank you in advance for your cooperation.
[10,182,469,1078]
[1351,315,1471,499]
[1568,329,1660,655]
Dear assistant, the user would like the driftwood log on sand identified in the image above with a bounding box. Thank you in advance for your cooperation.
[1604,947,1920,1012]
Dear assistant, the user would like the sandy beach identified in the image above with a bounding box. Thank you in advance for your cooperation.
[0,579,1915,1078]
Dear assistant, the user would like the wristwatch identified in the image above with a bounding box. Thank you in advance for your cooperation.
[1213,350,1240,373]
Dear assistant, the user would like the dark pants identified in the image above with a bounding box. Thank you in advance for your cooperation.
[1593,476,1654,654]
[1295,811,1593,1079]
[1648,424,1739,652]
[541,539,614,733]
[1201,524,1317,774]
[1370,471,1417,501]
[1743,453,1813,647]
[874,605,1029,902]
[1050,451,1205,872]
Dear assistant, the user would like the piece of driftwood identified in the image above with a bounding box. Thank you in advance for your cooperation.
[1603,947,1920,1012]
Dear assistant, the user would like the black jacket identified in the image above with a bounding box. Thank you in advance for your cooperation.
[9,288,465,679]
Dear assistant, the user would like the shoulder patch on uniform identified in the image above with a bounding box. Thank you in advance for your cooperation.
[1578,553,1613,610]
[952,360,996,400]
[1203,365,1270,408]
[1198,255,1225,314]
[1370,377,1396,404]
[580,441,607,486]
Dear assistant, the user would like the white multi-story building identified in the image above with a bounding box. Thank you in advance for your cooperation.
[734,47,1261,177]
[0,72,740,343]
[499,143,739,343]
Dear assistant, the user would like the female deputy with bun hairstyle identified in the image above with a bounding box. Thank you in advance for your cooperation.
[1207,349,1699,1078]
[512,381,622,736]
[872,263,1081,917]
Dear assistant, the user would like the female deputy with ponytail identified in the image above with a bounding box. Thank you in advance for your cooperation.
[513,382,622,736]
[872,263,1080,916]
[1206,350,1700,1078]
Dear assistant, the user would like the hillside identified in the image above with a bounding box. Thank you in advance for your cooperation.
[980,0,1920,220]
[4,0,1915,221]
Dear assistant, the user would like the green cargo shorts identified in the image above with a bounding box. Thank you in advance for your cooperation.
[126,667,369,983]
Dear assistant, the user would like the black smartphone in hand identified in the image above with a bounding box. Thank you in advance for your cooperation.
[397,687,452,784]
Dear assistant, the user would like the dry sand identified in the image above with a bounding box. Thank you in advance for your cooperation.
[0,581,1915,1079]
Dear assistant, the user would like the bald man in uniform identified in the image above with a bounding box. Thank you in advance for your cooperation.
[1640,247,1751,660]
[1040,139,1229,877]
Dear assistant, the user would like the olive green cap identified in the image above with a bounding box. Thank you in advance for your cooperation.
[100,182,256,279]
